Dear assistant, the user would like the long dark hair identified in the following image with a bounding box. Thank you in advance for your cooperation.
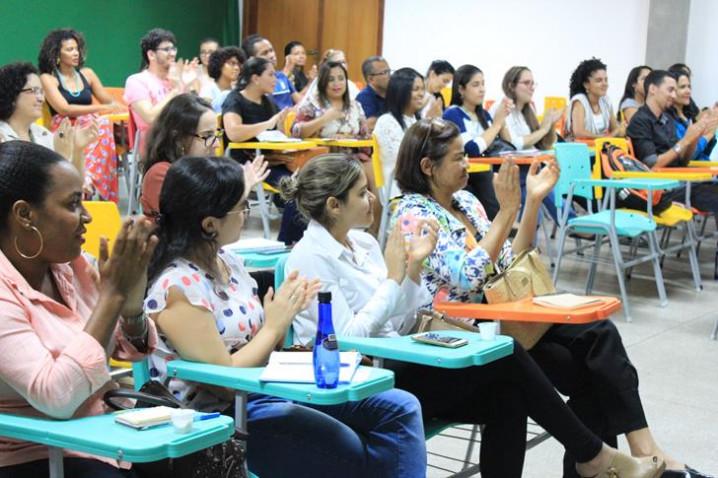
[236,57,271,91]
[569,58,607,98]
[385,67,423,130]
[38,29,86,74]
[143,94,213,173]
[149,156,246,282]
[0,141,65,233]
[670,70,700,122]
[451,64,489,129]
[317,61,350,111]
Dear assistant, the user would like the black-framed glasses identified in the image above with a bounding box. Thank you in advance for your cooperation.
[20,87,44,97]
[156,46,178,53]
[193,129,224,148]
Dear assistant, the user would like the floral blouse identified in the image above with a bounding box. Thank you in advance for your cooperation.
[392,190,514,304]
[144,250,264,411]
[291,92,369,139]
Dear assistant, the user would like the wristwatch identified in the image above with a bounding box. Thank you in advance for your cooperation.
[672,142,682,155]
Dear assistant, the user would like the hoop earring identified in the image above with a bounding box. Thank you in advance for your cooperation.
[14,225,44,260]
[56,58,61,66]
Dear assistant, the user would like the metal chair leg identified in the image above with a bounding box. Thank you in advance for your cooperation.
[607,232,632,322]
[585,234,602,295]
[254,183,272,239]
[647,232,669,308]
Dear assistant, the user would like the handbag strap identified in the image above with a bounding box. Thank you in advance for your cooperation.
[103,388,183,411]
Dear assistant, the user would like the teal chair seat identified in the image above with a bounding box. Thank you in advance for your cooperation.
[568,210,657,237]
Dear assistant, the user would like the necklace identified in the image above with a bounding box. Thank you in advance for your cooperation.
[55,68,82,98]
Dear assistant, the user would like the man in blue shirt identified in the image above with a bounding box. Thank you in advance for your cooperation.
[242,34,300,109]
[356,56,391,131]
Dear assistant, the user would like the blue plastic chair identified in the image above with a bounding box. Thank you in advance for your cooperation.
[553,143,681,321]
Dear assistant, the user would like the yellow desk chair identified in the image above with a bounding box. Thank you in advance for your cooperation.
[543,96,567,134]
[440,86,452,108]
[81,200,122,259]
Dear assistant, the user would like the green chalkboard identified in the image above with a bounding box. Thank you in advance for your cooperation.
[0,0,239,86]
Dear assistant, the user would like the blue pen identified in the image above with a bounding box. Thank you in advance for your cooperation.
[195,412,221,421]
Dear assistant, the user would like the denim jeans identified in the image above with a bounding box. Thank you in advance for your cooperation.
[246,389,426,478]
[263,164,308,245]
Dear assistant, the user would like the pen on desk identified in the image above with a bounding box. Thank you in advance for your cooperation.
[195,412,221,421]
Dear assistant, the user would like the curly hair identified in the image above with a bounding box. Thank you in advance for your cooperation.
[207,46,246,81]
[38,29,86,74]
[139,28,176,70]
[0,62,39,121]
[569,58,607,98]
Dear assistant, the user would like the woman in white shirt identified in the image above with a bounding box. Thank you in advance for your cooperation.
[565,58,623,140]
[373,67,425,197]
[282,153,665,478]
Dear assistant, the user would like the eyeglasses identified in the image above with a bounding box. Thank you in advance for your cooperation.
[156,46,178,53]
[369,69,391,77]
[193,129,224,148]
[418,118,448,156]
[226,203,251,219]
[517,80,537,88]
[20,87,44,97]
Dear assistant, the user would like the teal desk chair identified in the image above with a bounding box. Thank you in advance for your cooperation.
[0,410,233,478]
[552,143,682,321]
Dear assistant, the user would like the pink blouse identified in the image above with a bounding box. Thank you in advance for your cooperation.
[0,249,157,468]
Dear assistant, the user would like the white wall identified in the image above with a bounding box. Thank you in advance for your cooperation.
[382,0,649,114]
[686,0,718,108]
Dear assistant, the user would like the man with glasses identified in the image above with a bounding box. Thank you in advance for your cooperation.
[357,56,391,131]
[242,34,301,109]
[124,28,190,137]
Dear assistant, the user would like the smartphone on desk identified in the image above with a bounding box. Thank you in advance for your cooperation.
[411,332,469,348]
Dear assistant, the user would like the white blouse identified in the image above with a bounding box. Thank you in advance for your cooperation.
[287,220,432,346]
[373,112,418,198]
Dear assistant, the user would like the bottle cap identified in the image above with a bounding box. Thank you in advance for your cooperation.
[318,291,332,303]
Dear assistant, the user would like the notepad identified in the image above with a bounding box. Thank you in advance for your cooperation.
[259,351,362,384]
[532,293,604,309]
[256,130,302,143]
[227,238,287,254]
[115,406,175,429]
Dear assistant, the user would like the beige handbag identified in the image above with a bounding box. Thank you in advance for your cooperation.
[483,248,555,349]
[414,308,479,334]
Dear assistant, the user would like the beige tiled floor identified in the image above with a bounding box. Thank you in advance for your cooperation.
[219,208,718,477]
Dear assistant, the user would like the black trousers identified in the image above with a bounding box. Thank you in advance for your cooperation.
[465,170,499,220]
[0,457,138,478]
[385,342,603,478]
[530,320,648,478]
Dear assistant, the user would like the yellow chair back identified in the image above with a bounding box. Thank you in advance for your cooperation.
[370,135,384,189]
[440,86,452,108]
[82,201,122,258]
[543,96,568,134]
[283,110,297,136]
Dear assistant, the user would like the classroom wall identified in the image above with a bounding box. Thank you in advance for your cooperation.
[686,0,718,108]
[0,0,238,87]
[382,0,650,114]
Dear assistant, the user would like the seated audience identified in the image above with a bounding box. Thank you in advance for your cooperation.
[242,34,300,109]
[144,155,426,478]
[618,65,653,124]
[140,94,221,216]
[393,118,710,478]
[283,40,316,95]
[490,65,564,221]
[669,69,718,160]
[197,37,219,94]
[628,70,718,219]
[668,63,701,118]
[222,57,307,244]
[421,59,454,118]
[443,64,511,219]
[565,58,623,139]
[38,28,120,202]
[282,153,665,478]
[202,46,245,113]
[0,140,157,478]
[124,28,194,141]
[0,62,97,181]
[373,67,424,198]
[356,56,391,131]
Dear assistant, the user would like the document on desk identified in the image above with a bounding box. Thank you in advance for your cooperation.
[227,238,287,254]
[256,130,302,142]
[260,351,362,384]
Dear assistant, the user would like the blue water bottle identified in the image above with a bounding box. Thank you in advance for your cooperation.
[313,291,340,389]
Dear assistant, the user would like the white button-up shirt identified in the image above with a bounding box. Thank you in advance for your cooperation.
[287,220,432,346]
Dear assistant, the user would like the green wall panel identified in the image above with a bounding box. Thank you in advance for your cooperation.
[0,0,239,86]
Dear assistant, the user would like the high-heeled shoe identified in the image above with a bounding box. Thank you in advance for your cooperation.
[579,451,666,478]
[662,466,715,478]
